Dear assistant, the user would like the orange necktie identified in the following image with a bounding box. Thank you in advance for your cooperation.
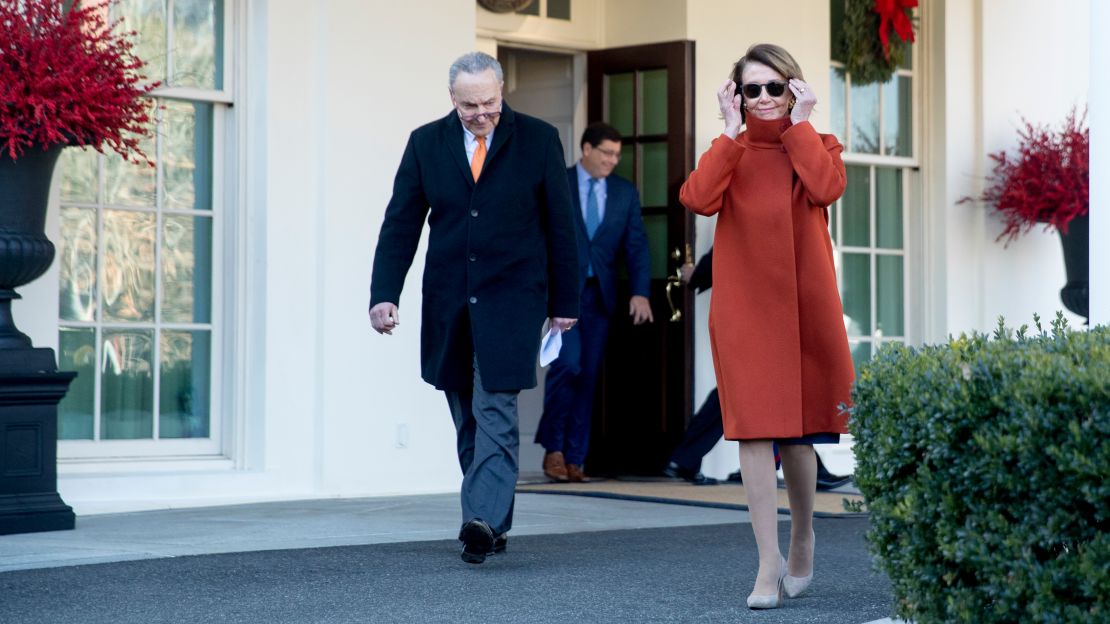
[471,135,487,181]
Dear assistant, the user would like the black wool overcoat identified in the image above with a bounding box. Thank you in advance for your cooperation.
[370,104,580,392]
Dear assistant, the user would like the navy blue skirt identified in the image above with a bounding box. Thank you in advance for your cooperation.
[775,432,841,446]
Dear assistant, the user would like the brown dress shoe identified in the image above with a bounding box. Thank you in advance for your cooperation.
[566,464,590,483]
[543,451,569,482]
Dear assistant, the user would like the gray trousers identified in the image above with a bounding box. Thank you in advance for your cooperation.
[444,356,519,536]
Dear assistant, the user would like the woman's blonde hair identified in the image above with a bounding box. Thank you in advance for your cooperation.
[730,43,804,122]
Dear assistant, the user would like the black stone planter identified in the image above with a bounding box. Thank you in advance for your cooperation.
[0,145,77,535]
[1058,214,1089,322]
[0,145,64,347]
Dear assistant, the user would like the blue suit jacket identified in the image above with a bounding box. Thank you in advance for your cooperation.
[569,166,652,315]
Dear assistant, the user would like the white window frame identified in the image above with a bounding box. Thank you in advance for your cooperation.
[58,0,237,462]
[830,9,922,360]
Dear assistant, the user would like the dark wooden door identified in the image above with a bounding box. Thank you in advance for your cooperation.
[584,41,696,476]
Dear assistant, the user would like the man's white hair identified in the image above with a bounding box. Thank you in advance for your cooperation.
[449,52,504,90]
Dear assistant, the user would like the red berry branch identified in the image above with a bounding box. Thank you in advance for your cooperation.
[0,0,157,163]
[966,107,1089,244]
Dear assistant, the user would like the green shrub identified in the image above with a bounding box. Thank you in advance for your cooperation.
[850,314,1110,623]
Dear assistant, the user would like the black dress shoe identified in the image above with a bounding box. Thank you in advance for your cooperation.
[690,472,719,485]
[815,455,853,491]
[491,534,507,554]
[816,473,852,491]
[664,461,718,485]
[458,519,494,564]
[726,470,743,483]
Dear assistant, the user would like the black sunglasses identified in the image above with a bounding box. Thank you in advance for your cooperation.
[740,81,788,99]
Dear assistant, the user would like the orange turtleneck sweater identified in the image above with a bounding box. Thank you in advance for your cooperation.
[680,116,854,441]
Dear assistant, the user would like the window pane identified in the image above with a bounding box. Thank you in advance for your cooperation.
[515,0,539,15]
[58,207,99,322]
[105,131,156,207]
[162,215,213,323]
[829,200,838,245]
[830,0,846,62]
[172,0,222,89]
[547,0,570,20]
[876,167,903,249]
[163,101,214,210]
[59,148,98,203]
[883,75,912,156]
[829,68,847,145]
[640,69,668,135]
[103,210,157,322]
[841,253,870,337]
[613,143,634,182]
[842,165,870,247]
[642,214,668,280]
[640,142,668,207]
[607,73,634,137]
[160,330,211,438]
[850,341,871,376]
[114,0,168,83]
[101,329,155,439]
[877,255,904,337]
[850,82,880,154]
[58,328,96,440]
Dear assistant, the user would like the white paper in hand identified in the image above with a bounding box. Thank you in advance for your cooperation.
[539,327,563,367]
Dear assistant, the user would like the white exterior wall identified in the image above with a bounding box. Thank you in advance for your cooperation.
[11,1,1096,513]
[938,0,1089,335]
[49,0,475,514]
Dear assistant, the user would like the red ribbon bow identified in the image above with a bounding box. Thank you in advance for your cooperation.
[873,0,917,59]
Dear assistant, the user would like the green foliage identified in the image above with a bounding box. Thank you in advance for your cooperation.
[836,0,909,86]
[850,313,1110,623]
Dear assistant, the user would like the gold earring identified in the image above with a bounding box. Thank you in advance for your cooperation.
[788,99,795,110]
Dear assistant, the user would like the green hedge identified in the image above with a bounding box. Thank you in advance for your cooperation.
[850,314,1110,623]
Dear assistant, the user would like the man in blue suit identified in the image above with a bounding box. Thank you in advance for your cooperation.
[536,123,653,483]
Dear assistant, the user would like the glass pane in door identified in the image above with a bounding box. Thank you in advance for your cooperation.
[606,73,634,136]
[640,142,668,207]
[613,143,634,181]
[640,69,668,135]
[641,214,669,280]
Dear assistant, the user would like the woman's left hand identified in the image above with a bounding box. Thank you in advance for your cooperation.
[789,78,817,125]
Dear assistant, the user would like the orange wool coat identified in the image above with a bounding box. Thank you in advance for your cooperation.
[679,116,854,440]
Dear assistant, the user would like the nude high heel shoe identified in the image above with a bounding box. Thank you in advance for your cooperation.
[746,554,786,610]
[784,530,815,598]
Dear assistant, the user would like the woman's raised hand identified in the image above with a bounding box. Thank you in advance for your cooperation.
[789,78,817,125]
[718,79,743,138]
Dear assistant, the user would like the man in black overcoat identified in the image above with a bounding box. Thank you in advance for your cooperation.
[369,52,579,565]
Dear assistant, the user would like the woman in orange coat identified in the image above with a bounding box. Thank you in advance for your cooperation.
[679,43,854,610]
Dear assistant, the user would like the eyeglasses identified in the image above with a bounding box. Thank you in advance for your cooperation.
[457,110,501,123]
[740,81,788,99]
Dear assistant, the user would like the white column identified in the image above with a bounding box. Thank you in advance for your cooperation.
[1093,0,1109,326]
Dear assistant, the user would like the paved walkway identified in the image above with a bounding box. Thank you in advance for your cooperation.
[0,492,895,622]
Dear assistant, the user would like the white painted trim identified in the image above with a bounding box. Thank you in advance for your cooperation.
[1093,0,1109,326]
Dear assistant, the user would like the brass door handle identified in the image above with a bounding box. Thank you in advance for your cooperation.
[664,268,683,322]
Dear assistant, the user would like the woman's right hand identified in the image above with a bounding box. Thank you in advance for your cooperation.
[717,79,743,138]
